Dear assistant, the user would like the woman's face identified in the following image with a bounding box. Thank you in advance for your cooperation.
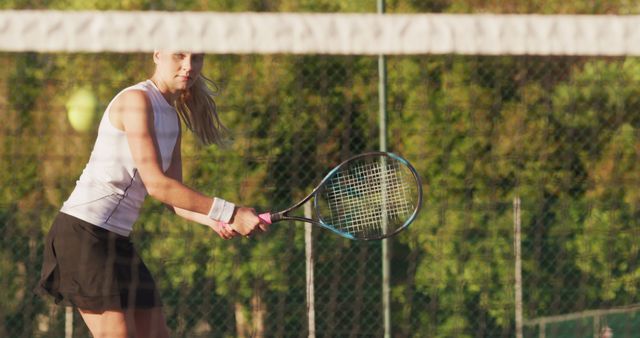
[153,51,204,92]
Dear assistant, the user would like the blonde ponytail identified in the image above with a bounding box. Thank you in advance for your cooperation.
[174,75,227,145]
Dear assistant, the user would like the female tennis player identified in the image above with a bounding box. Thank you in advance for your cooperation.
[36,51,267,338]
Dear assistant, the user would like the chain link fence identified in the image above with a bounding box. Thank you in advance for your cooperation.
[2,11,640,338]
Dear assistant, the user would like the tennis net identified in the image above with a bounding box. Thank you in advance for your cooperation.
[1,8,639,338]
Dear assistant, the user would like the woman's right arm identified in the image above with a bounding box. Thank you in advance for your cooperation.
[109,89,262,235]
[163,124,255,239]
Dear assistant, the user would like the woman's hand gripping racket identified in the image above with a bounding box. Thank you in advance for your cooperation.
[258,152,423,240]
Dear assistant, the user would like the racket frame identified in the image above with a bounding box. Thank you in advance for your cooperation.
[266,151,423,240]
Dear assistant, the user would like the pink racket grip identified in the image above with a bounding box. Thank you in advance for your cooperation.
[258,212,272,225]
[218,213,272,228]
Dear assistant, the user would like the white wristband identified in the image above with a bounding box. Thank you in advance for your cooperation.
[208,197,236,223]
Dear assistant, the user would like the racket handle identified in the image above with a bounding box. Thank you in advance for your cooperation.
[218,212,272,228]
[258,212,272,225]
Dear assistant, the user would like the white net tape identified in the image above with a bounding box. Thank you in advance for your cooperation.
[2,10,640,55]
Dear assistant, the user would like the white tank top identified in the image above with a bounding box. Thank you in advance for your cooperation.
[60,80,179,236]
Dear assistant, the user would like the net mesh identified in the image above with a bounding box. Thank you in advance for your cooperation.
[2,5,640,338]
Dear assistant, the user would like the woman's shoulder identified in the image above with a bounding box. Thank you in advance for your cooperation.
[111,87,151,109]
[108,87,152,128]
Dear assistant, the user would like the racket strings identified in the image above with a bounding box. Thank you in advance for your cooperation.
[328,166,410,235]
[320,157,417,237]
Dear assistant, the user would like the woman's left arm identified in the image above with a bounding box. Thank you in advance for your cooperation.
[164,129,238,239]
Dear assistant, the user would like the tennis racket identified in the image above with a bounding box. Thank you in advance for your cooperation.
[256,152,423,240]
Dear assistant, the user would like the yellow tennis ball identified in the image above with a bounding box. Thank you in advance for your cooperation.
[66,88,97,132]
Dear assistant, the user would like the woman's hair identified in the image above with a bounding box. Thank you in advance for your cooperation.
[173,75,227,145]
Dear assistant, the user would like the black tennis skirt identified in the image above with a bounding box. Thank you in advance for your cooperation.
[35,212,162,311]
